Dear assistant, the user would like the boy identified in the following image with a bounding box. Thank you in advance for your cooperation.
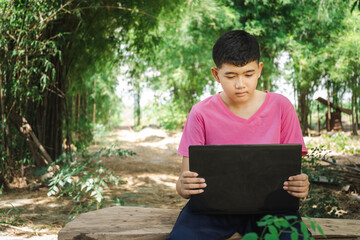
[167,30,310,239]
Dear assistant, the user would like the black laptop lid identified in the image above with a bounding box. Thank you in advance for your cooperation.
[189,144,302,214]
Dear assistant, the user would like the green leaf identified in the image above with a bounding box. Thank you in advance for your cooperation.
[300,222,310,239]
[269,226,279,236]
[276,219,291,228]
[291,232,298,240]
[350,1,358,13]
[284,216,298,221]
[264,233,279,240]
[257,221,268,227]
[242,232,258,240]
[308,220,315,231]
[317,224,326,237]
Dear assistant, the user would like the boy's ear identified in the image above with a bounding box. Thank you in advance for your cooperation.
[211,67,220,83]
[258,62,264,78]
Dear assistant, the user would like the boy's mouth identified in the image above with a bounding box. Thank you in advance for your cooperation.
[235,92,247,97]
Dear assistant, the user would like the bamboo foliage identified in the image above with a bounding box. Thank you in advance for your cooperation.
[0,0,178,188]
[0,0,359,190]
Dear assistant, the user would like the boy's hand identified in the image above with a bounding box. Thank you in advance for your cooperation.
[178,171,206,199]
[283,173,310,198]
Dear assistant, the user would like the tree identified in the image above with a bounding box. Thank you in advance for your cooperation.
[327,11,360,135]
[0,0,178,189]
[150,0,240,116]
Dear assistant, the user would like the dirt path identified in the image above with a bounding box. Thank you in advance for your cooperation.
[0,127,188,239]
[1,127,359,239]
[94,126,188,209]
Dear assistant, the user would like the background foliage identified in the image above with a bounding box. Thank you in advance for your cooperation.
[0,0,359,221]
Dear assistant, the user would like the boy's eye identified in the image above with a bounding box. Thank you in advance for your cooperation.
[226,76,235,79]
[245,74,254,77]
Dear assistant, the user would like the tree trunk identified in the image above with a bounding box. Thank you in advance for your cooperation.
[1,42,12,158]
[76,94,80,125]
[0,71,6,146]
[327,89,331,132]
[134,81,141,128]
[308,104,312,133]
[9,111,53,166]
[33,58,65,162]
[0,67,10,190]
[356,91,359,131]
[298,89,309,135]
[64,99,72,158]
[353,89,359,135]
[317,103,320,134]
[93,79,96,125]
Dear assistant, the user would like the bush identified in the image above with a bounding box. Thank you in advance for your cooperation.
[300,147,344,218]
[47,146,135,214]
[301,147,343,184]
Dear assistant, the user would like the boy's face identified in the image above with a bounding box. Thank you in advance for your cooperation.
[211,61,263,106]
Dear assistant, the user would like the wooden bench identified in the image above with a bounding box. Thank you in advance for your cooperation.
[58,206,360,240]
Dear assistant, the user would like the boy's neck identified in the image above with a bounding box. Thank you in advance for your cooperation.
[219,90,267,119]
[220,90,265,109]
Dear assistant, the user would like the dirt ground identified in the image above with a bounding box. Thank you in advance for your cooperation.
[1,127,359,239]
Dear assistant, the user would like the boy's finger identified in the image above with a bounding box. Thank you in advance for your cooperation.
[283,185,308,192]
[182,178,205,184]
[184,189,204,195]
[184,183,207,189]
[288,174,308,181]
[284,180,309,187]
[182,171,199,177]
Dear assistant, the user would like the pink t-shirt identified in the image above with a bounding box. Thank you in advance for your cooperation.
[178,91,307,157]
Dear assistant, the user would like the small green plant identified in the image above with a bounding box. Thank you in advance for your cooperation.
[300,147,344,218]
[0,204,24,226]
[301,146,343,185]
[92,144,136,158]
[242,215,325,240]
[112,197,125,206]
[47,146,134,212]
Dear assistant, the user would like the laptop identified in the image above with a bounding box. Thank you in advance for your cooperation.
[189,144,302,214]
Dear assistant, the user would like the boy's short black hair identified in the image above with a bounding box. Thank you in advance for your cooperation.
[212,30,260,68]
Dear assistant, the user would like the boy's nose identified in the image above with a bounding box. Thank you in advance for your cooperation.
[235,78,245,88]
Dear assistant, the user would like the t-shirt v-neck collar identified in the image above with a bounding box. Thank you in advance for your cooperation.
[216,91,270,122]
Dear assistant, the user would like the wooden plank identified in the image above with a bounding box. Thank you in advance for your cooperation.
[58,206,360,240]
[316,97,352,115]
[309,218,360,239]
[59,207,178,240]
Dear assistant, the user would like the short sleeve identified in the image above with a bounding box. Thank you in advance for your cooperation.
[177,107,206,157]
[280,101,308,156]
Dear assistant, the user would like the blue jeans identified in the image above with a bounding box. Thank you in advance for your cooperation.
[167,201,311,240]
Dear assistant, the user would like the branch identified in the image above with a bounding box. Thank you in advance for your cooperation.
[29,0,74,34]
[9,110,53,165]
[47,85,66,99]
[69,5,174,26]
[321,158,360,173]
